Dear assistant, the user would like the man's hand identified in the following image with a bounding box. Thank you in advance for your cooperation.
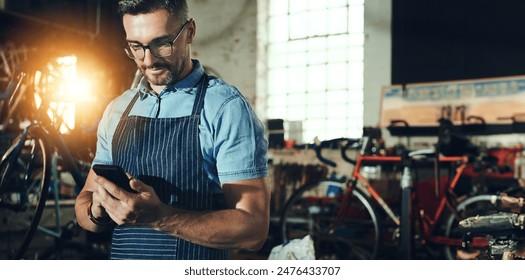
[94,176,165,227]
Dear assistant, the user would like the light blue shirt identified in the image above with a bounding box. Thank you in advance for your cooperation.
[93,60,268,184]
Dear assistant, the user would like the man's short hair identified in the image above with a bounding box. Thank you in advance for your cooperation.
[118,0,189,22]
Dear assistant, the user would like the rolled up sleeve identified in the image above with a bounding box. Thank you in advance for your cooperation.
[213,95,268,183]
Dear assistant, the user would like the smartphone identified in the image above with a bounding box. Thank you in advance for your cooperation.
[92,164,136,193]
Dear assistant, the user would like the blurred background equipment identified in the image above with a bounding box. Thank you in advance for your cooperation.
[0,0,134,260]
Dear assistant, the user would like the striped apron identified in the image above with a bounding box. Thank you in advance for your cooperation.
[109,74,229,259]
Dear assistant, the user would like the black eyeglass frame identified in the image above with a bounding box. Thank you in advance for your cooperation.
[124,18,192,60]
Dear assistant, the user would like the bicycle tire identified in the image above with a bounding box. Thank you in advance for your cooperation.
[279,179,382,259]
[0,126,52,259]
[442,194,501,260]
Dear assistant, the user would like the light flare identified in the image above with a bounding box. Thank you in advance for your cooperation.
[35,55,97,134]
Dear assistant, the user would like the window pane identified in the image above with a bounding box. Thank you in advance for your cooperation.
[348,4,364,33]
[307,92,327,108]
[327,0,349,9]
[327,47,349,63]
[307,9,328,37]
[306,106,327,120]
[268,68,288,94]
[287,106,306,120]
[289,0,307,13]
[328,7,348,34]
[269,16,288,43]
[348,90,364,103]
[307,118,326,130]
[308,49,327,65]
[267,0,364,141]
[269,51,288,68]
[289,13,308,39]
[288,39,307,53]
[328,63,348,90]
[268,106,287,119]
[269,42,287,54]
[268,95,287,108]
[308,0,328,11]
[288,51,307,66]
[348,47,363,62]
[288,67,307,93]
[326,90,349,105]
[348,63,363,89]
[307,65,327,92]
[330,118,348,130]
[348,34,364,46]
[328,34,349,48]
[307,37,326,50]
[288,93,307,107]
[348,102,364,117]
[270,0,289,16]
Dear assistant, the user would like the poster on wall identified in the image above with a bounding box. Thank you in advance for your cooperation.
[380,76,525,128]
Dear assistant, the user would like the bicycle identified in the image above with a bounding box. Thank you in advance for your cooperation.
[278,137,382,259]
[0,56,106,259]
[279,134,510,259]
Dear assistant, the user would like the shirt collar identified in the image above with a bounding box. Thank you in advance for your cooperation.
[137,59,205,100]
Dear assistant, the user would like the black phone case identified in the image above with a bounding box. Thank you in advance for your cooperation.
[92,164,136,193]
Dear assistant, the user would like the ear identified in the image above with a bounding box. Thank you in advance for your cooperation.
[186,18,196,44]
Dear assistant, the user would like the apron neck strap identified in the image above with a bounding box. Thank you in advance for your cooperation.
[191,73,209,116]
[121,73,209,119]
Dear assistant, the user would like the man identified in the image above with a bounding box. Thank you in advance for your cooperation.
[74,0,270,260]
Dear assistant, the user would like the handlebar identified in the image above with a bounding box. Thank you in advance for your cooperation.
[311,137,361,167]
[313,138,346,167]
[341,139,360,165]
[312,136,388,167]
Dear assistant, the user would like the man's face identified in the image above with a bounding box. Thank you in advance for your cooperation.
[123,9,192,87]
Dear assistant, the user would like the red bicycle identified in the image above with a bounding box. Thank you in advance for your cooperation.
[279,137,509,259]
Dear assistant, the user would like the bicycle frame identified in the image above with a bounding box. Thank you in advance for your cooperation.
[347,154,469,249]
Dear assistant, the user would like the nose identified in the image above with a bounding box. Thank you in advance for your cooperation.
[142,48,157,66]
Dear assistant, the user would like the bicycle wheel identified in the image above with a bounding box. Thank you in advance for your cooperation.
[280,179,382,259]
[0,126,51,259]
[442,194,502,260]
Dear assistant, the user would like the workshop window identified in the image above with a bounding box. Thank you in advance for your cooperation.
[265,0,364,143]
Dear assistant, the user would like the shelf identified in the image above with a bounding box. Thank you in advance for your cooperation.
[387,122,525,137]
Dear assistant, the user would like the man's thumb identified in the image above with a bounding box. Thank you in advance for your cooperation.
[129,178,146,193]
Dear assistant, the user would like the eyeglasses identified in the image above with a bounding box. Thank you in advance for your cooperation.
[124,19,191,60]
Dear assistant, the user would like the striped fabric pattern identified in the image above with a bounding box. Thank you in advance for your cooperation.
[109,75,228,260]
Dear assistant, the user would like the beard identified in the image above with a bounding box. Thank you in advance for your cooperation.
[141,59,187,86]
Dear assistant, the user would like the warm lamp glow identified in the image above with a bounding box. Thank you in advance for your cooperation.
[35,55,97,134]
